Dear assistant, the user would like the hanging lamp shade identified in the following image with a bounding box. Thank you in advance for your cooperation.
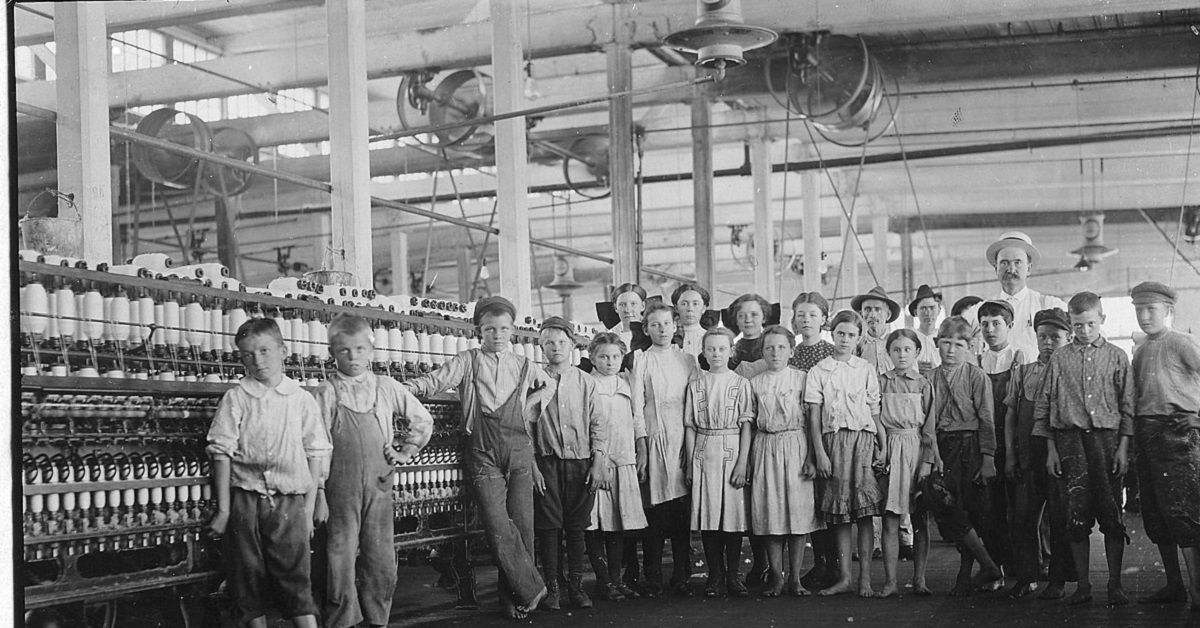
[664,0,777,70]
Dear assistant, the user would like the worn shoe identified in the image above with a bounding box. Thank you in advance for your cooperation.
[567,574,593,609]
[704,577,723,598]
[597,582,626,602]
[540,574,561,611]
[726,574,750,598]
[615,582,641,599]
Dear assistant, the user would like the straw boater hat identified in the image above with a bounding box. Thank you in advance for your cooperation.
[986,231,1042,267]
[907,284,943,316]
[850,286,900,323]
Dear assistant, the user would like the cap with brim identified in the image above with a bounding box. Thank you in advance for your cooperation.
[986,231,1041,267]
[538,315,575,337]
[1129,281,1177,306]
[979,300,1015,321]
[1033,308,1071,333]
[951,296,984,317]
[473,296,516,326]
[907,284,943,316]
[850,286,900,323]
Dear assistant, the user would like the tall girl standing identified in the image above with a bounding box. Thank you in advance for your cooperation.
[749,325,823,597]
[685,328,755,597]
[806,310,886,598]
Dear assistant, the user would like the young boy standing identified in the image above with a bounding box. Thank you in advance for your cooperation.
[314,315,433,628]
[976,300,1035,589]
[1003,308,1075,600]
[531,316,609,610]
[1128,281,1200,611]
[925,317,1002,596]
[403,296,549,619]
[1034,292,1135,607]
[206,318,332,628]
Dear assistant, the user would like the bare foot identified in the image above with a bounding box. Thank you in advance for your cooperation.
[1137,583,1188,604]
[1066,586,1093,606]
[1038,583,1065,600]
[1106,583,1129,608]
[1007,581,1036,599]
[877,583,899,598]
[762,574,785,598]
[972,566,1004,591]
[912,582,933,597]
[788,580,812,597]
[817,578,854,596]
[858,587,877,599]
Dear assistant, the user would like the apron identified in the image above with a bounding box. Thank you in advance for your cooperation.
[881,391,925,515]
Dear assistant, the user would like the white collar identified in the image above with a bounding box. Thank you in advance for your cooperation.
[239,374,301,398]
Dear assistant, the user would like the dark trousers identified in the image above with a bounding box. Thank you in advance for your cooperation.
[1135,416,1200,548]
[227,489,317,623]
[925,432,990,544]
[1054,428,1125,542]
[535,457,595,580]
[1009,437,1074,583]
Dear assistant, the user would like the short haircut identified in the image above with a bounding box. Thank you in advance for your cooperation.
[977,301,1014,324]
[938,316,975,343]
[761,324,796,348]
[234,317,284,348]
[886,328,922,352]
[731,292,771,317]
[672,283,711,307]
[703,327,736,347]
[642,300,676,324]
[1068,291,1104,315]
[791,291,829,318]
[588,331,627,356]
[828,310,864,335]
[327,314,373,343]
[611,283,647,303]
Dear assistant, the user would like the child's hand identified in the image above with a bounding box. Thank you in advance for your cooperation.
[635,446,648,483]
[532,463,547,496]
[313,491,329,527]
[933,455,944,474]
[587,461,610,493]
[917,461,932,481]
[730,462,748,489]
[1045,449,1061,477]
[977,456,996,483]
[814,453,832,479]
[1112,442,1129,478]
[207,510,229,538]
[385,444,415,466]
[685,461,693,486]
[801,459,815,479]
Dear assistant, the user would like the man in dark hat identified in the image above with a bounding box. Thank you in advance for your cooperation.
[852,286,901,375]
[908,285,944,374]
[530,316,609,611]
[1128,282,1200,610]
[985,231,1067,353]
[405,295,550,619]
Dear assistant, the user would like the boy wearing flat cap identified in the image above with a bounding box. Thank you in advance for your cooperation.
[1002,308,1075,600]
[531,316,610,610]
[403,296,549,619]
[1129,281,1200,611]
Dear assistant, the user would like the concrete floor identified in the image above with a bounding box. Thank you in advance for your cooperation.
[387,514,1197,628]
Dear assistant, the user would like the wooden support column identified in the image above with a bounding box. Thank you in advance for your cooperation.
[490,0,534,314]
[801,166,822,293]
[841,212,860,301]
[390,229,410,296]
[900,224,915,326]
[214,196,240,273]
[873,211,889,290]
[691,81,715,290]
[325,0,373,282]
[457,247,473,303]
[607,0,637,286]
[312,213,331,270]
[750,132,774,299]
[54,2,112,263]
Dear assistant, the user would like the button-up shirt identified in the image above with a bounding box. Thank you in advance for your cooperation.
[1032,337,1134,438]
[404,346,543,434]
[858,328,894,374]
[1131,329,1200,417]
[980,343,1035,375]
[680,323,705,357]
[913,328,942,374]
[804,356,882,434]
[534,366,607,460]
[929,362,997,455]
[314,371,434,452]
[989,286,1067,354]
[206,375,332,496]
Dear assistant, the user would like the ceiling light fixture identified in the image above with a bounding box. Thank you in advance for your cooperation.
[664,0,778,80]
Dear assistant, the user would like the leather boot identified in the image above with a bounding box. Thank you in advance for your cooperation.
[540,567,561,611]
[567,574,593,609]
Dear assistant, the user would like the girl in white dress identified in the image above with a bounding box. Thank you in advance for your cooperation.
[586,333,648,601]
[685,328,755,598]
[750,326,823,597]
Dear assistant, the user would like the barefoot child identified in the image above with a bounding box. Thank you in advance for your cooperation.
[206,318,332,628]
[685,328,755,597]
[403,296,549,619]
[1034,292,1134,607]
[1129,281,1200,611]
[531,317,610,611]
[788,292,838,591]
[628,302,697,597]
[585,333,649,602]
[878,329,939,598]
[315,315,433,628]
[806,311,885,598]
[749,326,823,597]
[1003,308,1075,600]
[925,316,1002,597]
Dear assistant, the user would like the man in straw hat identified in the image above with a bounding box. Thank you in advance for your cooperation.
[986,232,1067,354]
[852,286,902,375]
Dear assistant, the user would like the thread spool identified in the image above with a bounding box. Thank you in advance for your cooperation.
[109,290,132,344]
[162,297,182,347]
[457,332,469,354]
[227,307,248,351]
[138,295,155,344]
[374,324,390,364]
[55,285,77,340]
[106,264,153,277]
[184,299,206,348]
[292,316,310,359]
[131,253,173,273]
[307,318,327,356]
[74,293,89,342]
[267,277,303,295]
[20,280,49,337]
[210,306,225,355]
[429,329,446,366]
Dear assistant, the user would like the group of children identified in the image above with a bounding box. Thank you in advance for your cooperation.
[204,277,1200,626]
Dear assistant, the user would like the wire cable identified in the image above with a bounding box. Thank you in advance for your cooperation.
[1170,49,1200,283]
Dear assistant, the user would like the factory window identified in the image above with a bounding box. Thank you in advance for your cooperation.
[173,98,223,124]
[172,39,217,64]
[111,30,167,73]
[14,46,36,80]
